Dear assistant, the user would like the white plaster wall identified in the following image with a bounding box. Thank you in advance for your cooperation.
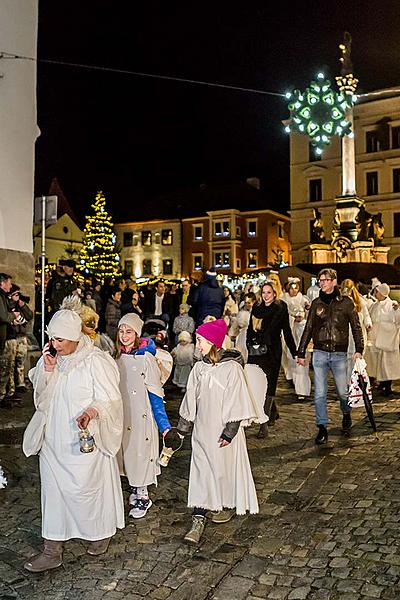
[0,0,38,254]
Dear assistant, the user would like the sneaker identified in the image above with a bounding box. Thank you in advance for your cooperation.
[184,515,205,544]
[210,509,235,524]
[129,487,138,505]
[342,412,352,431]
[129,497,152,519]
[315,425,328,445]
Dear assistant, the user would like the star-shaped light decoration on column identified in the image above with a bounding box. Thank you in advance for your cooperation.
[284,73,354,155]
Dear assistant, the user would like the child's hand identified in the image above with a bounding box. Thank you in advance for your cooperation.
[218,437,230,447]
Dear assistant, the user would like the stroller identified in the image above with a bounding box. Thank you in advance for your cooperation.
[142,318,170,349]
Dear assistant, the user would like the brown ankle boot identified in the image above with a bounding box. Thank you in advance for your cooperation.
[87,537,111,556]
[24,539,63,573]
[257,423,267,438]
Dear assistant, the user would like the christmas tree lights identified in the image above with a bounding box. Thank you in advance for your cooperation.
[78,191,120,283]
[285,73,353,154]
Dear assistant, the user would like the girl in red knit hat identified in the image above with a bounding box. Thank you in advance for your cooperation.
[177,318,267,544]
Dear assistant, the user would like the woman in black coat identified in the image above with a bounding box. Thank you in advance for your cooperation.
[247,281,297,438]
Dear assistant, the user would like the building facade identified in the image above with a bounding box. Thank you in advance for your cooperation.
[182,209,291,279]
[289,88,400,266]
[115,219,182,279]
[0,0,38,299]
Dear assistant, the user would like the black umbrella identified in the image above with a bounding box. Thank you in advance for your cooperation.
[357,373,378,435]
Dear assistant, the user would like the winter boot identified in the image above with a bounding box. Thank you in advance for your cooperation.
[342,412,352,431]
[24,539,63,573]
[265,396,279,426]
[256,422,267,438]
[315,425,328,445]
[87,537,111,556]
[184,515,206,544]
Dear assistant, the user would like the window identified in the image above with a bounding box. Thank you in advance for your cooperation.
[236,226,241,237]
[393,168,400,193]
[193,225,203,240]
[142,231,152,246]
[309,142,321,162]
[366,131,379,153]
[236,259,241,271]
[124,260,133,276]
[123,232,133,247]
[214,251,230,268]
[163,259,173,275]
[214,221,230,237]
[162,229,173,245]
[278,223,284,239]
[247,251,258,269]
[392,126,400,149]
[366,171,378,196]
[309,179,322,202]
[193,254,203,271]
[247,220,257,237]
[394,213,400,238]
[142,259,152,275]
[154,232,160,245]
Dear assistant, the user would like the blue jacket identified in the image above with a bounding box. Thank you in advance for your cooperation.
[193,277,225,326]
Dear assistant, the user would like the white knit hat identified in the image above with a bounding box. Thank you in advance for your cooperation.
[118,313,144,336]
[376,283,390,298]
[47,296,83,341]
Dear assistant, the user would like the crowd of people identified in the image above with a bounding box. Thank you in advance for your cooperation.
[1,260,399,572]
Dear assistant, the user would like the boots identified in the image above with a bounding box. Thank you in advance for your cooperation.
[257,423,267,438]
[184,515,205,544]
[265,395,279,426]
[87,537,111,556]
[24,539,63,573]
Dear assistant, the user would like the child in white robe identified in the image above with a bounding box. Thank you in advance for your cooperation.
[171,330,194,391]
[177,318,262,545]
[116,313,171,519]
[288,310,311,400]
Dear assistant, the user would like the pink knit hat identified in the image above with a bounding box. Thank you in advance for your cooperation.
[196,318,227,348]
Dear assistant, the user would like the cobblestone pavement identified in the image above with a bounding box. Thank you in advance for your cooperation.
[1,372,400,599]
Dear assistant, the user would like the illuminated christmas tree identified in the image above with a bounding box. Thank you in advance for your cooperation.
[78,191,120,282]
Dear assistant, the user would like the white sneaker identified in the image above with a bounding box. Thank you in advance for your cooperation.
[129,498,152,519]
[129,487,138,505]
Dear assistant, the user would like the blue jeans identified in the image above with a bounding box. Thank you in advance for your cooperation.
[312,350,350,426]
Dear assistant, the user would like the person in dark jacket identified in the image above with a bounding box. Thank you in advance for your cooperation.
[8,284,34,396]
[105,288,122,342]
[0,273,22,408]
[193,269,225,326]
[246,281,297,438]
[46,260,78,317]
[297,268,363,445]
[144,281,174,325]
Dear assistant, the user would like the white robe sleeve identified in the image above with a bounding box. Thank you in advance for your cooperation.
[28,357,56,409]
[86,351,124,457]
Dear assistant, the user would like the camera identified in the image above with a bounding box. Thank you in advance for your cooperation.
[19,293,30,303]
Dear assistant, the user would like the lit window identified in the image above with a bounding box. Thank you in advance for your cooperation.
[142,259,152,275]
[214,221,229,237]
[142,231,152,246]
[193,225,203,240]
[247,251,258,269]
[162,229,173,245]
[163,259,173,274]
[214,251,230,268]
[247,220,257,237]
[193,254,203,271]
[123,232,133,247]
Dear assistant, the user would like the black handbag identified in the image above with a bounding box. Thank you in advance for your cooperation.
[248,343,268,356]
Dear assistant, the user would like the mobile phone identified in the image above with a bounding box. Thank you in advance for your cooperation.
[48,342,57,357]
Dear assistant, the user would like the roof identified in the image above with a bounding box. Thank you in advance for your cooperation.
[48,177,81,227]
[297,262,400,285]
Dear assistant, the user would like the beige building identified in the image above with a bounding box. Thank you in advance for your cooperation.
[289,88,400,266]
[115,219,182,279]
[0,1,38,298]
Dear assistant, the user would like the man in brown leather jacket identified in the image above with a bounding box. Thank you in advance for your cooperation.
[297,268,363,445]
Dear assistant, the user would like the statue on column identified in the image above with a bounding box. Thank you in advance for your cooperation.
[371,213,385,246]
[356,205,373,241]
[311,208,326,243]
[339,31,354,76]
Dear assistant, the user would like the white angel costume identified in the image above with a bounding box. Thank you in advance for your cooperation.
[365,297,400,381]
[172,342,194,389]
[179,358,265,515]
[28,335,125,541]
[117,350,165,487]
[281,290,310,383]
[287,318,311,397]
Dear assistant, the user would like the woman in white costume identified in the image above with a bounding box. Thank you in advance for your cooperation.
[178,319,262,545]
[340,279,372,380]
[116,313,171,519]
[287,309,311,400]
[23,297,124,573]
[281,278,310,391]
[365,282,400,397]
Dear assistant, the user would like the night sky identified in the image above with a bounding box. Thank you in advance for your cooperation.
[34,1,400,224]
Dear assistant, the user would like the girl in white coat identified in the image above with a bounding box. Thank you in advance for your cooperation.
[365,283,400,396]
[116,313,171,518]
[340,279,372,380]
[177,319,261,545]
